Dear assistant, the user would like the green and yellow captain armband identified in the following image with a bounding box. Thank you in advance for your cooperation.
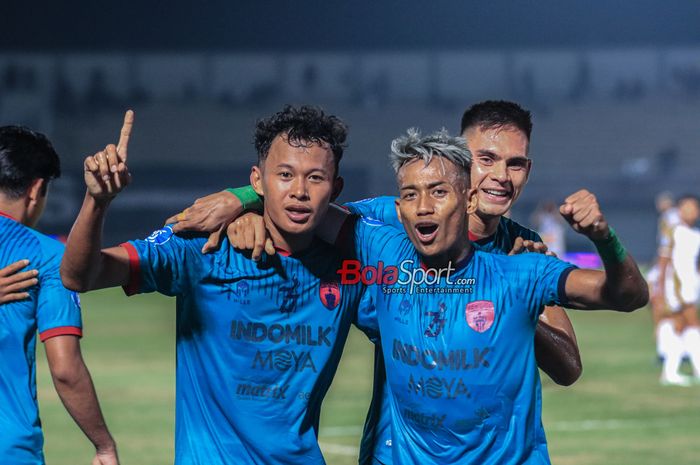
[226,186,263,212]
[592,227,628,264]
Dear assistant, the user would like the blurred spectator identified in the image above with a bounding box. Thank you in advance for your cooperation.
[530,200,566,257]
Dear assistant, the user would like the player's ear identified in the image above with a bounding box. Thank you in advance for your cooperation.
[26,178,46,205]
[250,165,264,196]
[395,197,403,224]
[466,187,478,215]
[331,176,344,202]
[524,158,533,183]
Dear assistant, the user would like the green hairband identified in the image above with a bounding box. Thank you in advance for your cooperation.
[592,227,627,264]
[227,186,263,212]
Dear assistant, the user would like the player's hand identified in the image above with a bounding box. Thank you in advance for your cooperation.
[92,446,119,465]
[0,259,38,303]
[165,190,244,254]
[227,212,275,261]
[84,111,133,204]
[508,237,557,257]
[559,189,609,241]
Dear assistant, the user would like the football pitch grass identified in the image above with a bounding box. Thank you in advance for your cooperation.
[37,288,700,465]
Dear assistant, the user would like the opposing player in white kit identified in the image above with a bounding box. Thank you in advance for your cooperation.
[656,194,700,385]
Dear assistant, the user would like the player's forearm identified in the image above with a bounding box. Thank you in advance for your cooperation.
[61,193,112,292]
[597,250,649,312]
[51,357,116,453]
[534,307,582,386]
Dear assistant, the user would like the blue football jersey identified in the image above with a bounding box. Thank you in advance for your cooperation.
[121,225,369,465]
[346,196,547,465]
[351,215,575,464]
[0,213,83,465]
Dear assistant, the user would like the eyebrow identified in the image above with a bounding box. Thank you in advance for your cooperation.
[274,163,330,174]
[400,180,448,191]
[476,150,529,164]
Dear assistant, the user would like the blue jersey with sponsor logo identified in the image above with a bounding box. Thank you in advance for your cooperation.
[0,213,83,465]
[346,196,546,465]
[122,225,369,465]
[351,215,574,465]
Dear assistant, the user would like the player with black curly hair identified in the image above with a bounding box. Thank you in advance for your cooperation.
[60,106,377,465]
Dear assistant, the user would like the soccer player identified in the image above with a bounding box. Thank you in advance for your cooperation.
[60,106,376,465]
[0,126,118,465]
[166,100,583,464]
[656,194,700,386]
[345,128,646,463]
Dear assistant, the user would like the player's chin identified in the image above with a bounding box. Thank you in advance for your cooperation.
[480,201,511,217]
[278,216,319,235]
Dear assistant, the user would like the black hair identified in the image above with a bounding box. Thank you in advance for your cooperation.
[0,126,60,199]
[460,100,533,140]
[677,193,700,205]
[254,105,348,175]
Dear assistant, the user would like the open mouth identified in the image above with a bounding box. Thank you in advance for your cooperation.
[285,205,313,223]
[415,222,439,243]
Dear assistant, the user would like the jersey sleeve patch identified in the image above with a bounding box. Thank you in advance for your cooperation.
[40,326,83,342]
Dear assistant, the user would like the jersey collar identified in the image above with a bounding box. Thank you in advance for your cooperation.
[0,210,18,222]
[419,246,475,274]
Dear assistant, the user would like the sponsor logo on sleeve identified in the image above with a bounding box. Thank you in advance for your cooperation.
[146,225,174,246]
[70,291,81,309]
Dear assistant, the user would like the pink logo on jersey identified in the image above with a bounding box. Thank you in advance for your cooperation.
[320,282,341,310]
[465,300,495,333]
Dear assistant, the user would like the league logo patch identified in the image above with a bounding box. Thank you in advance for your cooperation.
[319,282,341,310]
[465,300,495,333]
[146,225,174,246]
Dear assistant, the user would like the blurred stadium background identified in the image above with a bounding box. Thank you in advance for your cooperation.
[4,1,700,463]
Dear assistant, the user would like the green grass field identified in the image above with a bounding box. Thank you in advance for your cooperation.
[37,288,700,464]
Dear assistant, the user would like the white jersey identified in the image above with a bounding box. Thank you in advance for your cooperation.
[661,223,700,310]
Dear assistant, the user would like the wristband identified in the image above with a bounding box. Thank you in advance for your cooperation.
[227,186,263,212]
[592,227,627,264]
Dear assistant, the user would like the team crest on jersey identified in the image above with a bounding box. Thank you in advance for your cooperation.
[319,282,341,310]
[146,225,174,246]
[465,300,495,333]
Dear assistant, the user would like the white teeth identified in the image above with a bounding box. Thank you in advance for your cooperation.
[483,189,508,197]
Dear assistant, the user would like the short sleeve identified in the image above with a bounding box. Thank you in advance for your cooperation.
[120,225,194,297]
[37,257,82,342]
[344,196,402,230]
[508,254,577,322]
[353,215,413,267]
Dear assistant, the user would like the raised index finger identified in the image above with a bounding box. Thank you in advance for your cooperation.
[116,110,134,162]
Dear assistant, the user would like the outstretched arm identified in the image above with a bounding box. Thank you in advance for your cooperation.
[61,111,134,292]
[45,335,119,465]
[560,190,648,311]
